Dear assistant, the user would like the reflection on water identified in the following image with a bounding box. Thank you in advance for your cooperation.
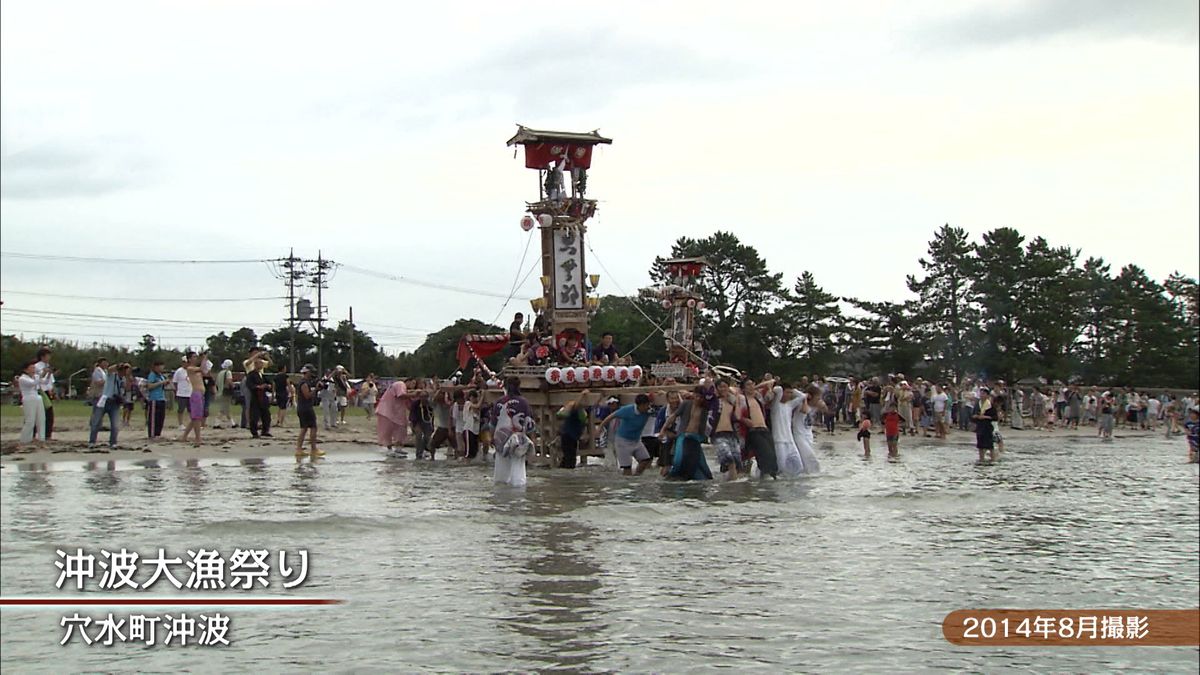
[1,436,1197,673]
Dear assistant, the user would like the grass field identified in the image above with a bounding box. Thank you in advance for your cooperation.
[1,400,375,418]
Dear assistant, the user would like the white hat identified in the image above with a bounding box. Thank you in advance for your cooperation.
[606,397,620,404]
[221,359,233,369]
[336,365,346,372]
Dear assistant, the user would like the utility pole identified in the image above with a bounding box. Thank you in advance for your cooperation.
[348,306,355,377]
[286,248,297,373]
[272,249,334,374]
[312,250,332,375]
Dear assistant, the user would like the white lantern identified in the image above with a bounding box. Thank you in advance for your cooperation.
[545,367,562,384]
[590,365,604,381]
[521,215,535,231]
[630,365,643,380]
[563,367,577,384]
[538,214,553,227]
[662,299,672,309]
[697,301,706,310]
[616,366,629,383]
[603,366,617,382]
[576,366,590,383]
[687,298,696,308]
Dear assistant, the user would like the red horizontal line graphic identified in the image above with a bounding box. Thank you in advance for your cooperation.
[0,598,342,606]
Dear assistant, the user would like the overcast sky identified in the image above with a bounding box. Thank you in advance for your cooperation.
[2,0,1197,354]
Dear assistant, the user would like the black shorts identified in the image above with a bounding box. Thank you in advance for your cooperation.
[297,409,317,429]
[176,397,189,413]
[276,396,290,409]
[856,429,871,440]
[641,436,662,463]
[976,430,994,450]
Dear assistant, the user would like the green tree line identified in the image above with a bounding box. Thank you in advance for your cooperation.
[640,226,1198,387]
[4,224,1196,389]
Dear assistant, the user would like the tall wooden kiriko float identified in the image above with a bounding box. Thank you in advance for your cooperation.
[457,126,707,466]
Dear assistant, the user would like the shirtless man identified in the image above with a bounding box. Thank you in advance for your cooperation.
[710,379,743,480]
[180,350,207,447]
[660,385,714,481]
[739,377,778,479]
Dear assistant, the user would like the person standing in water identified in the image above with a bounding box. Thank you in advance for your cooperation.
[599,394,655,476]
[376,379,412,459]
[739,377,779,478]
[710,380,745,480]
[790,383,825,472]
[972,387,1000,463]
[556,390,594,469]
[661,386,714,481]
[493,377,535,487]
[882,403,902,459]
[857,411,872,457]
[1184,405,1199,464]
[294,365,324,459]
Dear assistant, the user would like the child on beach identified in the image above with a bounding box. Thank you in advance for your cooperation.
[856,412,872,456]
[882,404,902,459]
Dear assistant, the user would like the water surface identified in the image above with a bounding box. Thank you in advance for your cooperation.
[2,434,1197,673]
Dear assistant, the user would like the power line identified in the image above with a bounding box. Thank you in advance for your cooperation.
[0,290,284,303]
[0,251,271,265]
[488,228,537,325]
[0,307,281,329]
[4,328,217,341]
[584,239,707,365]
[338,263,512,300]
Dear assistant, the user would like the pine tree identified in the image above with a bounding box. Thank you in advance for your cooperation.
[905,224,978,381]
[780,271,843,375]
[973,227,1030,382]
[1020,236,1086,382]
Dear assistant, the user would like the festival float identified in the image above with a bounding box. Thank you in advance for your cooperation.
[455,126,705,465]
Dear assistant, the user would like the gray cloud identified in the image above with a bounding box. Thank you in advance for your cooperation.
[330,29,742,125]
[918,0,1198,47]
[0,140,154,200]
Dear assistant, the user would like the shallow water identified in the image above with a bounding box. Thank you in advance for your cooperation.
[1,434,1197,673]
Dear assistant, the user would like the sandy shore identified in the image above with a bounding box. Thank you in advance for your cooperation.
[0,412,1183,470]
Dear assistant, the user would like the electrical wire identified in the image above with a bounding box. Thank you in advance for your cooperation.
[0,290,285,303]
[0,251,271,264]
[488,228,537,326]
[584,239,708,364]
[0,307,281,329]
[338,263,512,300]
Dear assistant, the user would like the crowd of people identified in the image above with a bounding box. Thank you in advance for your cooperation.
[8,345,384,452]
[10,344,1200,467]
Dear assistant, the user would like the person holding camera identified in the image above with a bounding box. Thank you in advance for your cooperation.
[88,361,131,449]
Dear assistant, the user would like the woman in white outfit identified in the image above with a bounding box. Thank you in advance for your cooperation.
[17,360,47,447]
[766,384,806,477]
[790,384,824,475]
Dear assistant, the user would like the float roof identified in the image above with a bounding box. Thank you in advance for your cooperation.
[506,125,613,146]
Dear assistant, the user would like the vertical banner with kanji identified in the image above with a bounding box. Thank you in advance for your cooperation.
[552,227,584,310]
